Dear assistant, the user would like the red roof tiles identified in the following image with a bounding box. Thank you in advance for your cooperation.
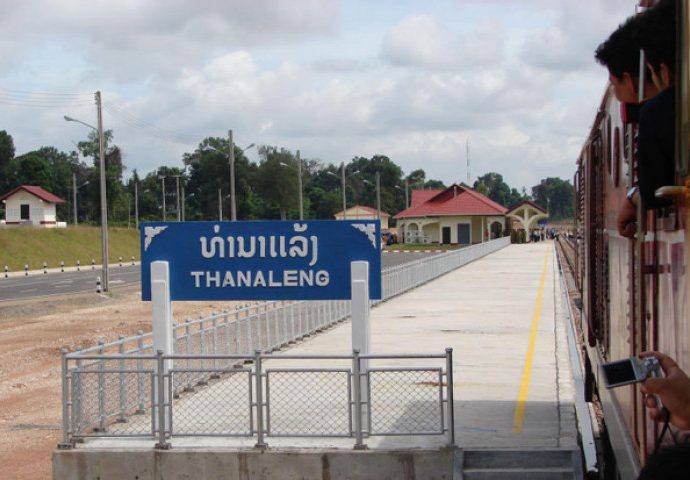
[395,184,507,218]
[0,185,66,204]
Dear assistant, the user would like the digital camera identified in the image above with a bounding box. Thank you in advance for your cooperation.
[602,357,662,389]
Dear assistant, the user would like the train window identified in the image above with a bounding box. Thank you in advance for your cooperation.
[613,127,620,186]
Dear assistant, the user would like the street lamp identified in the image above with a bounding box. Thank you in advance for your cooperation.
[71,173,89,225]
[327,164,359,219]
[218,189,231,221]
[361,171,381,220]
[158,174,167,221]
[64,92,109,292]
[395,179,409,208]
[204,138,255,221]
[171,174,182,221]
[279,149,303,220]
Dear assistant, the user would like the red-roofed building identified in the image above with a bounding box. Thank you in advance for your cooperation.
[0,185,66,228]
[334,205,390,229]
[395,184,508,245]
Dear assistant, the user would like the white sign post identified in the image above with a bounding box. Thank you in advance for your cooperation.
[351,260,370,441]
[151,261,173,436]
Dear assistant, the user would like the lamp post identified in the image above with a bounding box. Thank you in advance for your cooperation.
[204,139,255,221]
[72,174,89,225]
[395,179,409,208]
[158,174,167,221]
[327,163,358,219]
[362,171,381,220]
[64,91,109,292]
[171,174,182,221]
[279,149,304,220]
[134,181,139,230]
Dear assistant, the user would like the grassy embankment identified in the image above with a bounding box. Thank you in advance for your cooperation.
[0,226,140,271]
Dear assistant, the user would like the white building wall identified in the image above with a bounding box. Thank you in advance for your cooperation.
[3,191,57,226]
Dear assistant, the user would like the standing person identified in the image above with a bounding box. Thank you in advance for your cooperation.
[613,0,677,237]
[595,11,659,104]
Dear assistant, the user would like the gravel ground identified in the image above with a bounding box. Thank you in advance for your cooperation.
[0,287,242,480]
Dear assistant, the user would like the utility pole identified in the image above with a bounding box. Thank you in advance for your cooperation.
[297,150,303,220]
[134,181,139,230]
[95,91,109,292]
[229,129,237,221]
[218,188,223,221]
[72,173,77,225]
[159,176,166,221]
[376,171,381,221]
[466,138,470,184]
[174,175,181,221]
[181,185,185,221]
[341,162,347,219]
[405,179,409,208]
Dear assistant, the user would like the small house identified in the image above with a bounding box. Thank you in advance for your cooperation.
[0,185,67,228]
[334,205,390,229]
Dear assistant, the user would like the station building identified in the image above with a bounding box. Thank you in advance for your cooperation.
[395,184,507,245]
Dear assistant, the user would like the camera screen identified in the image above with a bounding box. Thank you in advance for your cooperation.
[603,359,636,386]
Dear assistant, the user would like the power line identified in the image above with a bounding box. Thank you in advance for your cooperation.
[104,102,205,144]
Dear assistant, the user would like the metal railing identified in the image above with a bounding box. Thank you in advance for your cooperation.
[60,350,454,449]
[60,236,508,445]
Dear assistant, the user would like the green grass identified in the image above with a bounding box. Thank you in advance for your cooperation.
[384,243,464,251]
[0,226,140,270]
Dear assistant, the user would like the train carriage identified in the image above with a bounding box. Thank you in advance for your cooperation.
[570,1,690,478]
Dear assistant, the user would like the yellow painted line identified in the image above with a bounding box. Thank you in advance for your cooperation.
[513,247,550,433]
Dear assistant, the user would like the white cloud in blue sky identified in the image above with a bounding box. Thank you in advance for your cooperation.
[0,0,634,191]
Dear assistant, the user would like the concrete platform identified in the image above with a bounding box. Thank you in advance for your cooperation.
[54,243,583,479]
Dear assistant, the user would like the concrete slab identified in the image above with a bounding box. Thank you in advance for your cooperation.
[54,243,582,478]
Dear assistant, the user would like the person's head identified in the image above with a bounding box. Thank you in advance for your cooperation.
[595,14,656,103]
[638,443,690,479]
[638,0,677,90]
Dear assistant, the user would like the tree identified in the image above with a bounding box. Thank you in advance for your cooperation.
[531,177,574,220]
[255,146,301,220]
[0,131,16,194]
[473,172,524,208]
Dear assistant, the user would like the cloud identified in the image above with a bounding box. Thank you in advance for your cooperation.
[0,0,338,83]
[0,0,636,193]
[379,15,503,71]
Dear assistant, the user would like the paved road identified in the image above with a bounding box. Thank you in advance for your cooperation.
[0,265,140,302]
[0,251,445,302]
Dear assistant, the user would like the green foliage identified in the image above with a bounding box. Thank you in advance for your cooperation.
[255,146,301,219]
[0,130,15,194]
[531,177,574,220]
[473,172,525,208]
[0,130,575,229]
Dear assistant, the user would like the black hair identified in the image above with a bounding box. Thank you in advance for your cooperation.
[637,0,677,77]
[595,14,644,80]
[637,443,690,479]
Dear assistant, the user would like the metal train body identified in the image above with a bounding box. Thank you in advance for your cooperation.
[574,2,690,478]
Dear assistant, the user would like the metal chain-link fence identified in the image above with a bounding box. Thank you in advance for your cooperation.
[60,237,508,448]
[60,350,454,450]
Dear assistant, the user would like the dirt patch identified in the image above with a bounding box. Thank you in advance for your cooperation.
[0,287,243,480]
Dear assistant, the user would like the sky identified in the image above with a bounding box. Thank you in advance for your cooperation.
[0,0,637,192]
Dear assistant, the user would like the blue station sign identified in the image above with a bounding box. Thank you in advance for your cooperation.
[141,220,381,301]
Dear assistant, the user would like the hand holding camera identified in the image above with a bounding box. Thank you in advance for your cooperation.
[602,356,663,388]
[605,352,690,430]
